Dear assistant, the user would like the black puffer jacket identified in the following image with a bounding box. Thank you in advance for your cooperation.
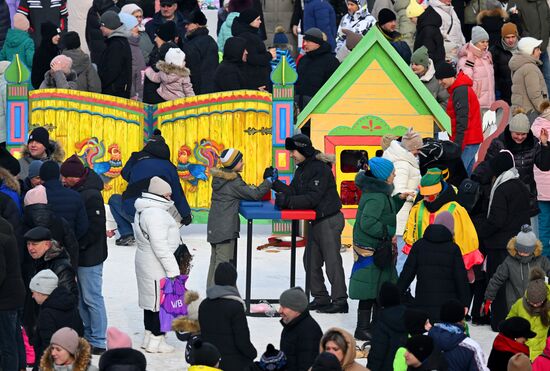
[98,348,147,371]
[98,26,132,98]
[214,37,254,92]
[31,22,60,89]
[477,8,507,47]
[280,310,323,371]
[295,42,340,99]
[490,42,514,105]
[484,126,550,216]
[33,241,79,300]
[272,152,342,221]
[398,224,470,322]
[367,304,408,371]
[86,0,119,65]
[0,192,23,263]
[414,6,445,66]
[74,169,108,268]
[0,217,25,311]
[181,27,219,94]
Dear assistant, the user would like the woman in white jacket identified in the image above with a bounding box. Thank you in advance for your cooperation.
[382,129,422,275]
[134,176,181,354]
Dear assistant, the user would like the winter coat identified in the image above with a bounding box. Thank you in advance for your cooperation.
[0,1,9,50]
[485,237,550,309]
[350,172,402,300]
[487,333,530,371]
[145,11,187,44]
[18,139,64,180]
[85,0,119,65]
[207,168,270,244]
[429,0,466,47]
[43,178,89,240]
[214,36,252,92]
[137,31,153,65]
[40,338,98,371]
[0,193,23,264]
[515,0,550,50]
[321,328,367,371]
[531,116,550,200]
[489,39,515,105]
[406,351,449,370]
[394,0,416,50]
[181,27,219,94]
[0,28,34,68]
[483,126,550,215]
[31,22,60,89]
[379,25,412,64]
[416,58,449,110]
[144,60,194,101]
[445,71,484,149]
[398,224,470,321]
[0,217,25,311]
[280,310,323,371]
[231,19,272,90]
[133,192,180,312]
[507,287,550,360]
[272,152,342,221]
[0,166,21,213]
[61,48,102,93]
[98,26,132,98]
[127,35,145,99]
[532,336,550,371]
[367,304,408,371]
[39,70,79,90]
[295,41,340,99]
[382,140,421,235]
[0,60,7,143]
[476,8,508,47]
[414,6,445,66]
[464,0,487,25]
[335,4,376,56]
[34,286,83,366]
[509,53,548,116]
[303,0,337,51]
[33,240,79,300]
[17,0,68,46]
[457,42,495,109]
[199,285,257,371]
[97,348,147,371]
[217,12,239,52]
[429,323,488,371]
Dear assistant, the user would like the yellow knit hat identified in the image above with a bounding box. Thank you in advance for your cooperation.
[406,0,425,18]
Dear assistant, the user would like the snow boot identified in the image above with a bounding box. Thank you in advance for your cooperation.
[354,309,372,341]
[145,334,175,353]
[140,330,151,349]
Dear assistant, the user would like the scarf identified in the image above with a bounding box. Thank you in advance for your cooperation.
[501,38,519,54]
[492,333,530,355]
[487,168,519,217]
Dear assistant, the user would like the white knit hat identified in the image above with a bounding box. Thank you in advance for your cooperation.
[29,269,58,295]
[165,48,186,67]
[148,176,172,196]
[518,37,542,56]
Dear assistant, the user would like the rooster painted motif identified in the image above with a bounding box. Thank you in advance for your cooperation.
[177,139,224,192]
[75,137,123,186]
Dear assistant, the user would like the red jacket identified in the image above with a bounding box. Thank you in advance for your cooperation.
[446,71,484,149]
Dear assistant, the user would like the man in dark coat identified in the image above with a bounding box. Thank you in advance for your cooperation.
[413,5,445,66]
[60,155,108,354]
[145,0,187,43]
[39,161,89,240]
[98,11,132,98]
[181,10,219,94]
[30,22,60,89]
[377,8,411,64]
[214,36,253,92]
[85,0,119,65]
[199,263,256,371]
[267,134,347,313]
[490,23,518,105]
[295,27,340,110]
[278,287,322,371]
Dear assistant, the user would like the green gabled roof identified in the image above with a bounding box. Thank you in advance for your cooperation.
[296,26,451,133]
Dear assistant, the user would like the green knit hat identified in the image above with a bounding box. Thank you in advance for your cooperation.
[419,168,443,196]
[411,46,429,68]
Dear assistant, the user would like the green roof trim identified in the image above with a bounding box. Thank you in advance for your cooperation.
[296,26,451,133]
[329,115,408,136]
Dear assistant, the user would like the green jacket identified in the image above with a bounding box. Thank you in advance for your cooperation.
[0,28,34,69]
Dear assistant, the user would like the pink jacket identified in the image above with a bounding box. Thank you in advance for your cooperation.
[532,336,550,371]
[145,61,195,101]
[531,114,550,201]
[457,42,495,109]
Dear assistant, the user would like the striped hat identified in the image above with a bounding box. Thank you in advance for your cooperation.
[220,148,243,169]
[419,168,443,196]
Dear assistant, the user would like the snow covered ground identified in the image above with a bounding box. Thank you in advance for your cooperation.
[93,223,497,370]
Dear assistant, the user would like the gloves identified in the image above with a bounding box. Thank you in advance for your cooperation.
[181,214,193,226]
[266,168,279,183]
[263,166,275,179]
[275,192,289,209]
[343,29,362,51]
[483,299,492,316]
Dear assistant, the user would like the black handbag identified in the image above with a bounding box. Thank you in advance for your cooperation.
[373,228,395,269]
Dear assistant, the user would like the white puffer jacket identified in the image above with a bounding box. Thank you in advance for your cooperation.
[134,192,181,312]
[382,140,421,235]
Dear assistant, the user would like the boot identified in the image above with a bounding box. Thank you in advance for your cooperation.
[145,334,175,353]
[140,330,151,349]
[354,309,372,341]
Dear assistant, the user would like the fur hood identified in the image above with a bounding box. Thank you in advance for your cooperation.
[355,171,394,195]
[21,139,65,163]
[156,60,191,77]
[476,8,508,24]
[172,290,201,334]
[507,236,543,257]
[314,152,336,164]
[0,167,20,194]
[320,328,358,370]
[172,315,200,334]
[40,338,93,371]
[210,167,239,180]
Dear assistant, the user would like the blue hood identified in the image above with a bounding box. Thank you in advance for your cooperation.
[429,324,467,352]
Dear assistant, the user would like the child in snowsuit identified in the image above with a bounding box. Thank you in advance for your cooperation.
[0,13,34,68]
[144,47,194,102]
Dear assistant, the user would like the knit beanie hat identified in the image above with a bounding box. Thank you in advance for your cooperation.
[434,211,455,235]
[188,10,207,26]
[50,327,79,355]
[501,22,518,37]
[165,48,186,67]
[214,262,237,286]
[106,327,132,349]
[39,161,60,182]
[148,176,172,196]
[279,287,308,313]
[499,317,536,339]
[515,225,538,255]
[24,184,48,206]
[285,134,316,158]
[378,8,396,26]
[378,281,401,308]
[411,46,429,68]
[419,168,443,196]
[0,146,20,176]
[368,157,394,180]
[509,113,530,134]
[471,26,489,45]
[60,31,81,50]
[119,12,139,31]
[190,339,220,366]
[303,27,325,45]
[311,352,343,371]
[60,155,86,178]
[155,21,177,42]
[29,269,58,295]
[273,26,288,45]
[220,148,243,169]
[258,343,287,371]
[101,10,122,30]
[518,37,542,56]
[404,308,430,335]
[406,335,434,363]
[508,353,532,371]
[406,0,425,18]
[14,13,30,32]
[435,62,456,80]
[526,267,548,304]
[28,160,43,179]
[238,8,261,25]
[28,127,50,148]
[50,55,73,74]
[401,128,423,151]
[440,299,465,323]
[489,150,515,177]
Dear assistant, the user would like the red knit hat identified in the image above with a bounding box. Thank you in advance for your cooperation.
[60,155,85,178]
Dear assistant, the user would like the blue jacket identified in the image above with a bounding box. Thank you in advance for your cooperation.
[429,323,479,371]
[303,0,337,51]
[43,179,89,239]
[0,184,21,214]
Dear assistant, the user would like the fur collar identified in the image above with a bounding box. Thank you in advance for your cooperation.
[314,152,336,164]
[172,315,200,333]
[40,338,92,371]
[507,236,543,257]
[476,8,508,24]
[22,140,65,163]
[210,167,239,180]
[156,60,191,77]
[0,167,20,194]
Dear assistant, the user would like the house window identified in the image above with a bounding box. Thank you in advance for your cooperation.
[340,181,362,205]
[340,150,368,173]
